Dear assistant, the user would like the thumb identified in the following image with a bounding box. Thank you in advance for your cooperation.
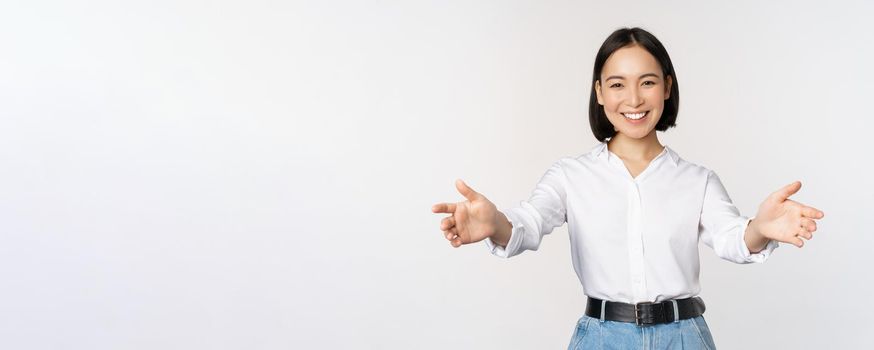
[455,179,481,201]
[770,181,802,202]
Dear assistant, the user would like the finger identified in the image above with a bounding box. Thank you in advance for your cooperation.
[451,237,463,248]
[431,202,457,214]
[770,181,801,202]
[801,206,824,219]
[440,216,456,231]
[790,235,805,248]
[800,218,817,232]
[455,179,481,202]
[444,228,458,241]
[796,228,813,240]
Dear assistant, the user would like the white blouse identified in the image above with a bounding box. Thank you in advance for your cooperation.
[485,142,779,303]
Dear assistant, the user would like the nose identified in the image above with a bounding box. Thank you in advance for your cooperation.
[628,87,644,108]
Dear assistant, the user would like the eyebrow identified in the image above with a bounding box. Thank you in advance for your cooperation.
[604,73,661,81]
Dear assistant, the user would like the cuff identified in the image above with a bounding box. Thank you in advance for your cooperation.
[483,209,526,259]
[739,216,780,263]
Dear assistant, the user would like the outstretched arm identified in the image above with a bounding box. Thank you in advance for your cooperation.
[744,181,825,252]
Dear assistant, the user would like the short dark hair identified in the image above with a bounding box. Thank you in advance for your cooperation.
[589,27,680,142]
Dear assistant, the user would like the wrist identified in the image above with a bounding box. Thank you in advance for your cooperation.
[744,218,769,253]
[490,211,512,247]
[747,218,763,239]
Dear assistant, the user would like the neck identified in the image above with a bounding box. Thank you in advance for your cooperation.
[607,131,664,162]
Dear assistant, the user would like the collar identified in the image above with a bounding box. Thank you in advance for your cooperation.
[590,142,679,167]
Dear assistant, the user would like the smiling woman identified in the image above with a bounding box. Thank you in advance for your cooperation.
[431,27,825,350]
[591,28,680,178]
[590,28,679,145]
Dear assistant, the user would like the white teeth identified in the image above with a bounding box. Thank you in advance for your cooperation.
[622,112,647,120]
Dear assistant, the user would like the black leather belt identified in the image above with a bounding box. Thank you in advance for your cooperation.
[585,296,706,326]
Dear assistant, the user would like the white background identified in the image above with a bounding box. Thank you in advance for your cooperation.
[1,0,872,349]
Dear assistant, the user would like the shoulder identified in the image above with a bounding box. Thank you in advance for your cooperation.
[539,143,605,175]
[666,146,717,180]
[528,144,605,181]
[562,142,608,166]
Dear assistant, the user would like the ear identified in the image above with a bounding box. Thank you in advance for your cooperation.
[664,75,673,100]
[595,80,604,105]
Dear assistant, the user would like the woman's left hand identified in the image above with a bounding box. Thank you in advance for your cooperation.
[752,181,824,248]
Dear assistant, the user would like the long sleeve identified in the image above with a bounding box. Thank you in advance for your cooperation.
[484,161,568,258]
[698,170,779,264]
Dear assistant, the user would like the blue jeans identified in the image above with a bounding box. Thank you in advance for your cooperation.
[567,315,717,350]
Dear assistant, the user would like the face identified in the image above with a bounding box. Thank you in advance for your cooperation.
[595,44,673,140]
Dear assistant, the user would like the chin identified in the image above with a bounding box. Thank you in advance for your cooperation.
[616,129,655,140]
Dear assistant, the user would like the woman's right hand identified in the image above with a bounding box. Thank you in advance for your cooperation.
[431,179,502,248]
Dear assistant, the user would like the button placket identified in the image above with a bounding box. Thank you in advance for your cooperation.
[627,180,648,301]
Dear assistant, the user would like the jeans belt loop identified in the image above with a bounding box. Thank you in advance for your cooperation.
[600,299,607,322]
[671,300,680,323]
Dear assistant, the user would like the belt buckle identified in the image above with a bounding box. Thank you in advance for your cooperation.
[634,302,654,326]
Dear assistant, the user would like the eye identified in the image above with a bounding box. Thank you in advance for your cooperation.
[609,83,623,88]
[642,81,656,86]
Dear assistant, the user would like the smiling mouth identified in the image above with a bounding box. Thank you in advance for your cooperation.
[622,111,648,120]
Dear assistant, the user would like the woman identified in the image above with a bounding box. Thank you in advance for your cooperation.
[430,27,825,349]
